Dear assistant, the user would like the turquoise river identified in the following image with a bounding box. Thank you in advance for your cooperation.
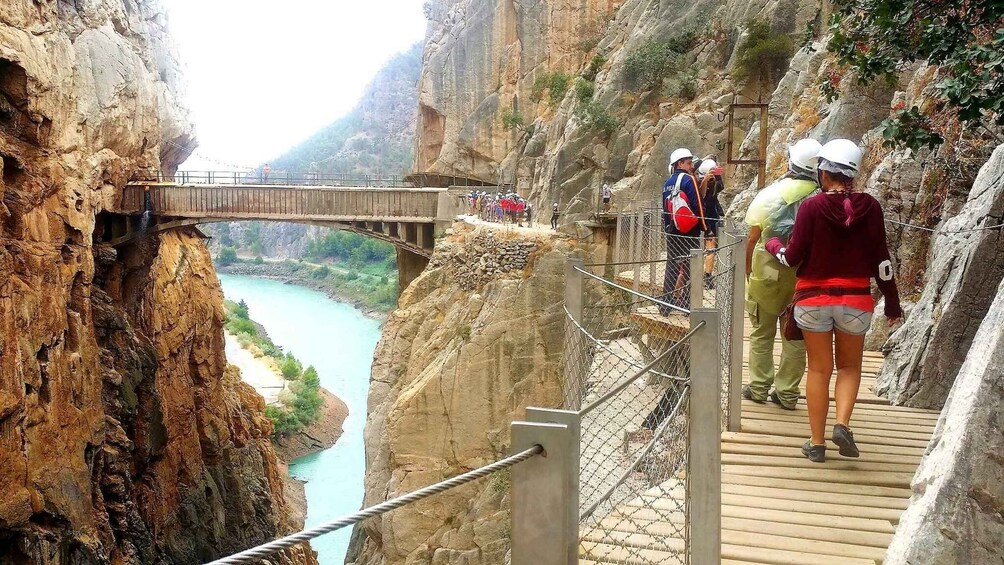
[219,274,383,564]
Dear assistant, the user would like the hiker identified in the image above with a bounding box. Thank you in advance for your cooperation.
[516,197,526,227]
[551,202,560,230]
[602,183,613,212]
[765,138,902,463]
[525,201,533,226]
[697,158,726,289]
[262,163,271,183]
[740,139,821,410]
[661,147,706,314]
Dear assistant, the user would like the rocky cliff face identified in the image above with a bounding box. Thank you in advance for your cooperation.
[414,0,999,401]
[347,223,606,565]
[0,2,310,563]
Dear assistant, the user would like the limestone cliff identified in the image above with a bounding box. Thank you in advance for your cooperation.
[348,223,607,564]
[0,2,311,563]
[413,0,1000,402]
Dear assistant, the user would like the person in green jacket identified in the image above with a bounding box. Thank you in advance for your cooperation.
[741,139,822,409]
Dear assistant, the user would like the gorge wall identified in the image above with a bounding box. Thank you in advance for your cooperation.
[348,223,607,564]
[413,0,1002,406]
[0,2,310,563]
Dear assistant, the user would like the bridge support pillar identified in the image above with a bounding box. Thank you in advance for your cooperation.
[397,247,429,295]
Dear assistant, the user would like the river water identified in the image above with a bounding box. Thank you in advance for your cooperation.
[219,274,382,564]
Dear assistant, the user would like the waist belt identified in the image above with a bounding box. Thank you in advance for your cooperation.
[793,286,871,303]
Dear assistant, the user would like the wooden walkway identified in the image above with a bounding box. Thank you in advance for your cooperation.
[579,319,940,564]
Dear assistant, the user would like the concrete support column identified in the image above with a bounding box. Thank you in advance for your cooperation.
[396,247,429,295]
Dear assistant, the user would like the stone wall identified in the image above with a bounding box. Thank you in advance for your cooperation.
[0,2,311,563]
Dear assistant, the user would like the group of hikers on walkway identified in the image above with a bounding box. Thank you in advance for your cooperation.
[468,190,534,226]
[659,139,902,463]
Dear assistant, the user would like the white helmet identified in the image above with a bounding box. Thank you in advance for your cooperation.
[669,147,694,169]
[788,139,822,174]
[697,158,719,176]
[817,139,863,178]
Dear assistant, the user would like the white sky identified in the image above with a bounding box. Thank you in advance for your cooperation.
[165,0,427,171]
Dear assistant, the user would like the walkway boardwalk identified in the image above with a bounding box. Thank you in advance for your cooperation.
[579,319,940,564]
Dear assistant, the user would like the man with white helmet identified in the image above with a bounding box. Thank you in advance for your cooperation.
[660,147,706,314]
[741,138,822,410]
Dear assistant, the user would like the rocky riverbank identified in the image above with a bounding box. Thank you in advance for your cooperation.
[275,388,349,461]
[218,261,391,321]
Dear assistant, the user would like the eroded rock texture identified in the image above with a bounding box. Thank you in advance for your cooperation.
[885,275,1004,564]
[0,2,311,563]
[348,224,605,565]
[876,145,1004,408]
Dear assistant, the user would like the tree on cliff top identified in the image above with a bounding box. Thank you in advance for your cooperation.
[827,0,1003,150]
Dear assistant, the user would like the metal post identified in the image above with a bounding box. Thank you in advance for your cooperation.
[614,211,624,265]
[633,206,643,292]
[728,224,746,432]
[511,418,577,565]
[626,200,637,290]
[565,258,583,323]
[525,407,580,560]
[690,249,704,309]
[758,104,768,189]
[688,309,722,565]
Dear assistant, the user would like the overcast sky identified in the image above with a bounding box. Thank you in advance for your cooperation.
[165,0,427,171]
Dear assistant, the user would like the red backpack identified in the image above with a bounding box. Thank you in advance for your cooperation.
[665,174,699,233]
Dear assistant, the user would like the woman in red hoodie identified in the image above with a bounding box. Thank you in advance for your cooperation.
[765,139,902,463]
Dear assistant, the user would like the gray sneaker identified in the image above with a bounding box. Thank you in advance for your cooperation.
[832,424,860,458]
[742,385,765,404]
[801,440,826,463]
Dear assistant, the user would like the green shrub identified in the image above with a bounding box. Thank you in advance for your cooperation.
[458,325,472,341]
[576,102,619,136]
[530,71,572,106]
[281,355,303,380]
[217,246,238,267]
[501,108,525,131]
[547,72,571,105]
[311,265,331,279]
[253,255,264,265]
[575,79,595,104]
[734,19,793,84]
[665,72,698,101]
[584,54,606,81]
[265,405,300,438]
[623,31,697,91]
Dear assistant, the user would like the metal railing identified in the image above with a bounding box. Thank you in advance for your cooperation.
[133,170,416,188]
[547,206,744,564]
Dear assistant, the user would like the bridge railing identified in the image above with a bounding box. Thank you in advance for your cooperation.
[133,170,417,188]
[118,183,442,221]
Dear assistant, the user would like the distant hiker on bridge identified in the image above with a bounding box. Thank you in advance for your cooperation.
[602,183,613,212]
[262,163,271,184]
[765,139,902,463]
[741,139,821,411]
[661,147,706,314]
[551,202,560,230]
[525,200,533,227]
[696,157,726,290]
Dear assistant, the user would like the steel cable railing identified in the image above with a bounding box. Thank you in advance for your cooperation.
[206,445,542,565]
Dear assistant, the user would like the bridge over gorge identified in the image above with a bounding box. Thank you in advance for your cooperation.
[104,171,492,288]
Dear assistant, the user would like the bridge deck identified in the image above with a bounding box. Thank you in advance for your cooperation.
[580,319,938,564]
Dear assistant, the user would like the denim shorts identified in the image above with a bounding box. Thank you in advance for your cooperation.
[794,304,873,336]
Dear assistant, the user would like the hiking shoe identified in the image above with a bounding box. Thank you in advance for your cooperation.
[801,440,826,463]
[769,391,797,411]
[832,424,860,458]
[704,273,714,290]
[741,385,765,404]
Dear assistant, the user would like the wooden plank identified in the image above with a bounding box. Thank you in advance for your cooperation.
[740,421,932,447]
[597,514,894,548]
[723,464,916,489]
[719,482,910,510]
[738,410,936,434]
[612,504,898,534]
[741,403,940,424]
[581,539,878,565]
[626,491,904,521]
[722,440,924,465]
[722,471,913,498]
